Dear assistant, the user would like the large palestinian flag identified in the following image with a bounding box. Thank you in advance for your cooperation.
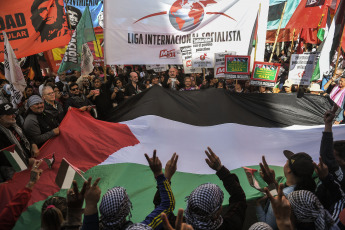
[2,86,345,229]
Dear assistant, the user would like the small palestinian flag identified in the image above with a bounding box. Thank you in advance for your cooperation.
[43,154,55,169]
[242,167,266,192]
[55,158,85,189]
[0,144,28,172]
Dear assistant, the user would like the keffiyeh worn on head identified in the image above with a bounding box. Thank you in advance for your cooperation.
[99,186,133,229]
[185,183,224,230]
[126,223,153,230]
[249,222,273,230]
[287,190,334,230]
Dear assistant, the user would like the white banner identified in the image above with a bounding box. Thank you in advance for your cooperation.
[214,51,236,78]
[104,0,268,65]
[288,53,319,85]
[3,32,26,108]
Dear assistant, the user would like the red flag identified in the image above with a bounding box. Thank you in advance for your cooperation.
[0,108,139,209]
[286,0,332,30]
[0,0,71,62]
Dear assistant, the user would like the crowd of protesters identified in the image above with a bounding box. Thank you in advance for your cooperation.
[0,108,345,230]
[0,44,345,229]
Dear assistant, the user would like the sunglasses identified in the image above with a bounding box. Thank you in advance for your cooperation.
[70,88,79,91]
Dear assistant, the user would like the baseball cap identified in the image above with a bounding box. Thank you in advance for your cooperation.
[0,103,17,115]
[283,150,314,177]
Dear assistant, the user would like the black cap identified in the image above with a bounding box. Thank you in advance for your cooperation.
[150,73,159,80]
[283,150,314,177]
[0,103,17,115]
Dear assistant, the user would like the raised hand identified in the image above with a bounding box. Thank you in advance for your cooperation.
[313,157,329,180]
[84,177,101,215]
[162,209,194,230]
[265,183,292,230]
[205,147,222,171]
[324,104,338,124]
[165,153,178,181]
[66,180,88,210]
[145,150,163,177]
[260,156,277,188]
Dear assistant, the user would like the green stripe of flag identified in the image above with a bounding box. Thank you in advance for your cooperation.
[13,163,286,230]
[317,28,325,41]
[311,60,320,82]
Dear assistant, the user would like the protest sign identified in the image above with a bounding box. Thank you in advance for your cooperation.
[288,52,319,85]
[225,55,250,74]
[0,0,71,62]
[224,55,250,79]
[180,45,202,73]
[191,52,214,68]
[251,62,281,87]
[146,65,169,73]
[104,0,269,64]
[192,37,214,68]
[214,52,236,78]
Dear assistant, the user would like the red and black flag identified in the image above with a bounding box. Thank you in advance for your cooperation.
[0,0,71,62]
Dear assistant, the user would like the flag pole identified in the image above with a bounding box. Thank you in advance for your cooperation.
[254,3,261,63]
[332,28,345,78]
[269,1,287,62]
[290,28,295,54]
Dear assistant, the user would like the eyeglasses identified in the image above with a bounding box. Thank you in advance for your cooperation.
[70,88,79,91]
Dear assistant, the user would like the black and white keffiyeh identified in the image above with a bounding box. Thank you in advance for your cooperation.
[184,183,224,230]
[248,222,273,230]
[287,190,335,230]
[99,186,133,229]
[125,223,152,230]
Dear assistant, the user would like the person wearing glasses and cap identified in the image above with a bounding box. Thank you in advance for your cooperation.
[0,103,39,182]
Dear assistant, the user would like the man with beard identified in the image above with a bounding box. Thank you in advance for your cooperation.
[30,0,68,42]
[0,103,38,182]
[124,72,146,99]
[66,5,82,30]
[23,95,59,147]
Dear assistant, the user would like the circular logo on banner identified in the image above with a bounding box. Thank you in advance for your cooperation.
[134,0,236,31]
[169,0,204,32]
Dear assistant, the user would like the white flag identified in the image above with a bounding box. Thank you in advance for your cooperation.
[81,43,94,76]
[3,32,26,107]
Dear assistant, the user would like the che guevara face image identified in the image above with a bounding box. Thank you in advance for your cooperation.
[31,0,67,42]
[66,5,82,30]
